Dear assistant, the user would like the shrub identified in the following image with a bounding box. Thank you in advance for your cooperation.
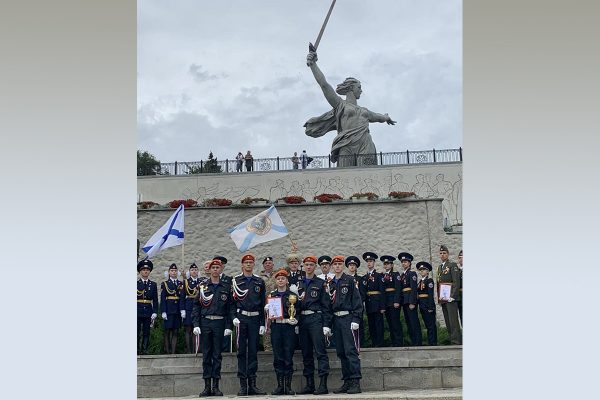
[137,201,158,209]
[203,198,233,207]
[350,192,379,201]
[278,196,306,204]
[168,199,198,208]
[313,193,343,203]
[388,191,416,199]
[240,197,269,205]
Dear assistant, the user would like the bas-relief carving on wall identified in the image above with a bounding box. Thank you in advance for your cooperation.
[177,170,463,226]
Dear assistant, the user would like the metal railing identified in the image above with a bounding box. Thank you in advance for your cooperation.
[145,148,462,176]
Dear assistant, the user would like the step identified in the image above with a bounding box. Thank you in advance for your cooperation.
[141,388,462,400]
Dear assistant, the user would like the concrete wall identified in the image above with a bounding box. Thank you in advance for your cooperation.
[137,162,462,226]
[137,346,462,398]
[137,199,462,278]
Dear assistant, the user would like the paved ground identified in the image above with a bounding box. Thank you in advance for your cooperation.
[141,388,462,400]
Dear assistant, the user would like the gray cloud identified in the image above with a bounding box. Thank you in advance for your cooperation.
[138,0,462,162]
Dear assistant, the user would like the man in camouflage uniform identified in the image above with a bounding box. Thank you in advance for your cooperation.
[437,245,462,345]
[260,256,277,351]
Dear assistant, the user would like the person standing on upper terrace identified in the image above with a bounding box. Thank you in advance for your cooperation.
[244,150,254,172]
[304,50,396,167]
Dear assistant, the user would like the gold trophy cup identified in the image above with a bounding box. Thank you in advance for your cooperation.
[288,294,298,324]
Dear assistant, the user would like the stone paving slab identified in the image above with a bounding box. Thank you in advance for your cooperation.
[140,387,462,400]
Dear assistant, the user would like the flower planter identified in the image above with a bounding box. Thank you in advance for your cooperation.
[351,197,370,203]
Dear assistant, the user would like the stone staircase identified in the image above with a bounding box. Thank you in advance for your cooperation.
[138,346,462,398]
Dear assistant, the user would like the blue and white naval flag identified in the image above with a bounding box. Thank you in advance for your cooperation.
[228,205,289,252]
[142,204,185,258]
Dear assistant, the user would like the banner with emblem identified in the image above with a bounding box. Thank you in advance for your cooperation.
[227,205,289,252]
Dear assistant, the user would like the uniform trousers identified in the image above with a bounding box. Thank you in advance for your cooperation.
[200,318,225,378]
[271,322,296,376]
[441,302,462,345]
[402,304,423,346]
[332,314,361,380]
[236,314,261,378]
[137,316,151,341]
[419,307,438,346]
[366,312,384,347]
[298,313,330,377]
[384,306,404,346]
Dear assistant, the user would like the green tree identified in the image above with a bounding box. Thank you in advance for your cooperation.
[137,150,161,176]
[187,151,222,174]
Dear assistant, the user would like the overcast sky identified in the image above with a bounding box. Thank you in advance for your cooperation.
[138,0,462,163]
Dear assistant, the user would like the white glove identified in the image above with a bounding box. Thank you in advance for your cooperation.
[351,322,359,331]
[233,318,240,327]
[161,312,167,320]
[264,304,270,312]
[151,313,157,320]
[224,329,233,336]
[259,326,266,335]
[289,319,298,326]
[181,310,186,319]
[289,284,299,295]
[193,327,201,335]
[323,327,332,337]
[295,326,299,334]
[448,297,455,303]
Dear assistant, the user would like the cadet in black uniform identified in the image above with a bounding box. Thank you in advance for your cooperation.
[214,255,233,353]
[345,256,366,348]
[380,255,404,347]
[192,259,234,397]
[329,255,363,394]
[231,253,267,396]
[137,260,158,355]
[398,252,423,346]
[296,255,331,395]
[266,269,299,395]
[360,252,385,347]
[416,261,437,346]
[180,263,202,354]
[160,263,183,354]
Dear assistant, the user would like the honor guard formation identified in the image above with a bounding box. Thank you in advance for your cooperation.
[137,245,463,396]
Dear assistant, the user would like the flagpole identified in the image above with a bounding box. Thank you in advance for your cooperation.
[182,242,185,269]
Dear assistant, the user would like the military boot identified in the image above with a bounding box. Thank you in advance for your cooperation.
[314,375,329,395]
[247,377,265,395]
[346,378,362,394]
[212,378,223,396]
[333,380,349,394]
[299,375,315,394]
[284,375,295,395]
[199,378,212,397]
[237,378,248,396]
[271,374,284,395]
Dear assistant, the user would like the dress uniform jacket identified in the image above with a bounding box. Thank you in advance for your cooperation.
[360,271,385,313]
[437,261,461,302]
[192,279,234,327]
[381,271,402,306]
[137,278,158,317]
[399,269,418,305]
[417,277,436,311]
[297,276,332,328]
[287,270,305,286]
[232,274,266,314]
[161,279,183,315]
[179,277,203,326]
[329,274,363,324]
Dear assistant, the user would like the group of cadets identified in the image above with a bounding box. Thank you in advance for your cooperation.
[136,245,463,396]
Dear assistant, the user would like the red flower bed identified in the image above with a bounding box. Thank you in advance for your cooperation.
[278,196,306,204]
[388,191,416,199]
[351,192,379,201]
[203,198,233,207]
[138,201,158,209]
[169,199,198,208]
[314,193,343,203]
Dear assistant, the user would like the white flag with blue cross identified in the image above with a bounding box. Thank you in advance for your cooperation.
[142,204,185,258]
[228,205,289,252]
